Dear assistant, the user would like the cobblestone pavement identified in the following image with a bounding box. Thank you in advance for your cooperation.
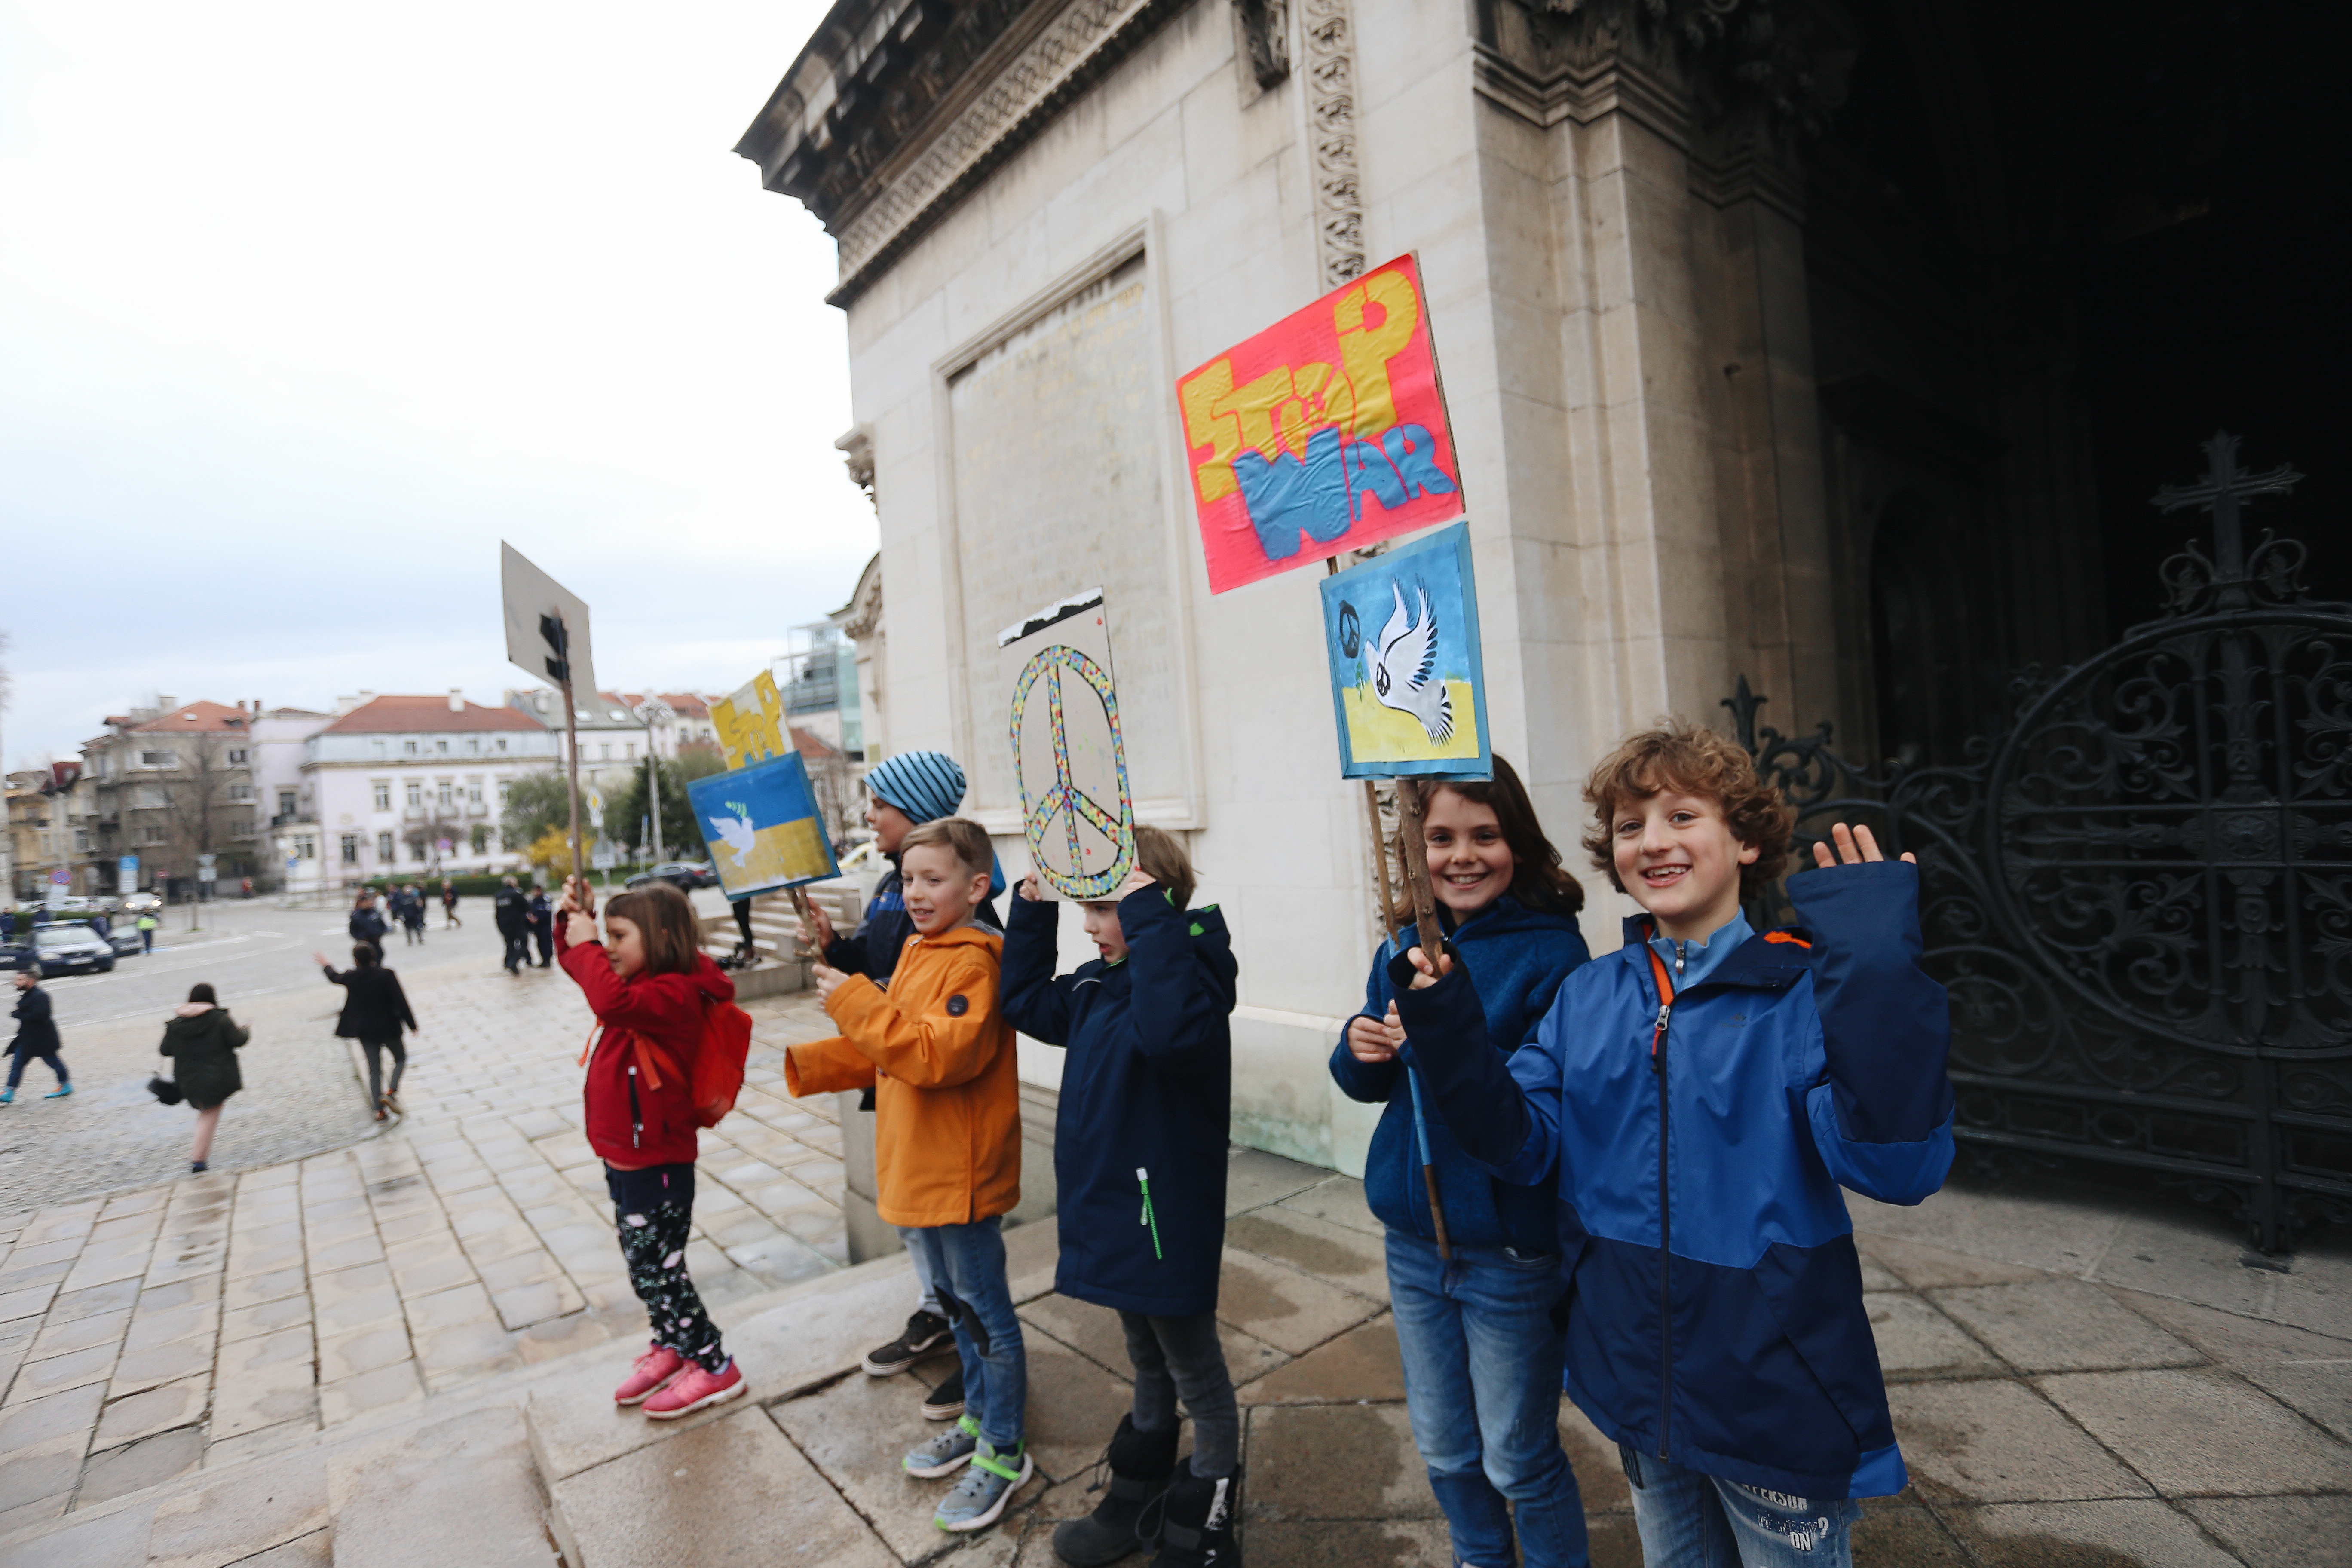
[0,954,849,1528]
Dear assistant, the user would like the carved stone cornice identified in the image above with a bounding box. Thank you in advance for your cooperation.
[1472,0,1851,218]
[737,0,1194,307]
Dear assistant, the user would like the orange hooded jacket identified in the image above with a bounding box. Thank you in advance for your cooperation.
[784,922,1021,1228]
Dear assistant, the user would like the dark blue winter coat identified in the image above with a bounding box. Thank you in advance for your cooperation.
[1328,897,1588,1254]
[1001,886,1237,1317]
[1400,861,1955,1502]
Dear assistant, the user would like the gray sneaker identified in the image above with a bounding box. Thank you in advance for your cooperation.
[933,1439,1031,1533]
[903,1413,979,1478]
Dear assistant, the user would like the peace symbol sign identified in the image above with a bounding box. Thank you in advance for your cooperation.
[1008,644,1135,899]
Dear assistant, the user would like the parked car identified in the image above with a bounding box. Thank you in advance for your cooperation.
[103,928,144,957]
[121,893,163,914]
[28,923,115,977]
[625,861,718,892]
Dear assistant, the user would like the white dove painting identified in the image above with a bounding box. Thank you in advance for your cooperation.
[1318,522,1491,780]
[683,752,839,899]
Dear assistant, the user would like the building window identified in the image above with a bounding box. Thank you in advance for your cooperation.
[142,825,167,845]
[403,740,418,756]
[463,737,478,754]
[466,778,483,804]
[437,781,454,808]
[134,786,167,809]
[277,788,297,818]
[73,831,90,852]
[138,750,173,768]
[496,779,512,804]
[226,784,254,802]
[625,742,637,760]
[230,821,255,839]
[600,743,612,761]
[372,781,391,811]
[340,833,359,865]
[227,748,248,764]
[436,739,449,754]
[372,740,388,758]
[470,824,490,854]
[405,781,422,808]
[376,831,395,861]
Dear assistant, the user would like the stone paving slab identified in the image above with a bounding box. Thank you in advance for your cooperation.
[0,952,854,1535]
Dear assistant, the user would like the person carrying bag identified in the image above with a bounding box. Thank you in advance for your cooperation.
[314,944,418,1120]
[159,983,248,1174]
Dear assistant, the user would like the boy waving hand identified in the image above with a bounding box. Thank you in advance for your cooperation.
[1400,723,1954,1567]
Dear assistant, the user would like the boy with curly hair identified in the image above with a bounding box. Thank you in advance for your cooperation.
[1397,722,1954,1567]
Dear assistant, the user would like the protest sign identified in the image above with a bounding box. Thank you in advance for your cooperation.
[686,753,840,900]
[499,542,594,873]
[1177,254,1462,594]
[1000,589,1136,900]
[1319,522,1491,781]
[711,671,788,768]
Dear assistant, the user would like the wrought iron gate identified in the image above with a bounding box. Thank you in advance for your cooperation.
[1732,435,2352,1251]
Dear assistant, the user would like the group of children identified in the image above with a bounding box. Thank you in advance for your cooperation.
[554,725,1952,1568]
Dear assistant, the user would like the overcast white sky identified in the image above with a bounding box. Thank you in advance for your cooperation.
[0,1,867,769]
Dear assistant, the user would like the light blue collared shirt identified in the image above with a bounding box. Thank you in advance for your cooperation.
[1646,910,1754,993]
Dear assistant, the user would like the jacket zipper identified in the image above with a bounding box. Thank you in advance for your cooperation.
[1650,940,1684,1459]
[627,1062,643,1151]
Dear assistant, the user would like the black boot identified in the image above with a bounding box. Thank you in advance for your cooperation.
[1052,1415,1179,1566]
[1148,1465,1241,1568]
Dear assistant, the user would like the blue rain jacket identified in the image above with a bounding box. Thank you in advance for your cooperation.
[1000,886,1238,1317]
[1328,897,1589,1253]
[1400,861,1955,1501]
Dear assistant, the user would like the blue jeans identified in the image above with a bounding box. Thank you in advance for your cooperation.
[6,1049,67,1090]
[1620,1447,1860,1567]
[1387,1229,1589,1568]
[906,1217,1025,1450]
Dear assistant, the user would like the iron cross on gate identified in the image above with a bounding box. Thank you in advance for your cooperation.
[2150,431,2304,582]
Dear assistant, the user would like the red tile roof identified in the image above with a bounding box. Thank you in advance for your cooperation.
[126,701,249,733]
[322,696,545,734]
[790,726,844,760]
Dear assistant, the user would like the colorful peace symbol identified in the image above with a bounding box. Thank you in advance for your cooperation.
[1008,644,1135,899]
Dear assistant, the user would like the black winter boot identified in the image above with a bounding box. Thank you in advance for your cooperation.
[1051,1416,1179,1566]
[1148,1465,1241,1568]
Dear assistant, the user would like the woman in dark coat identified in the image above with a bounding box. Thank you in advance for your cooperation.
[313,943,417,1120]
[160,983,248,1174]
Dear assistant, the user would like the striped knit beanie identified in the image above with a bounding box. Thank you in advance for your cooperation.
[865,750,966,826]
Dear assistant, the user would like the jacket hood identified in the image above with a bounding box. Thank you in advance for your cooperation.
[908,922,1003,956]
[688,951,735,1005]
[1393,893,1581,950]
[1615,913,1816,992]
[173,1002,215,1018]
[1182,905,1240,1011]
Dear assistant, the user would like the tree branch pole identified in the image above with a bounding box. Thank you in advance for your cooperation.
[558,634,585,894]
[1325,555,1454,1259]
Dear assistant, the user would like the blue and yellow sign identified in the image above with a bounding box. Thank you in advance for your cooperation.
[685,752,839,898]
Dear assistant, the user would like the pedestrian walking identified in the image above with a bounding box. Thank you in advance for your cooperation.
[400,883,429,946]
[349,891,389,959]
[0,910,15,941]
[4,970,70,1103]
[137,912,158,954]
[89,912,111,942]
[441,880,462,928]
[314,945,417,1120]
[528,885,555,968]
[494,877,530,973]
[160,983,248,1173]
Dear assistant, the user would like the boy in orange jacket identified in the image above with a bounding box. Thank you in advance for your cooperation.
[785,816,1030,1535]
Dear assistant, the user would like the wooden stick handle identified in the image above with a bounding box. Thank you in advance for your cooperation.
[1422,1162,1453,1261]
[1391,777,1446,958]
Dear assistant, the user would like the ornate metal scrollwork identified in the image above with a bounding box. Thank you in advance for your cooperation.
[1732,433,2352,1251]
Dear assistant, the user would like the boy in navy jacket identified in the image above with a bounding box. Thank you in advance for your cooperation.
[1398,724,1954,1568]
[1001,826,1241,1568]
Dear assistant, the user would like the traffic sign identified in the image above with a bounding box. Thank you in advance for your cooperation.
[119,855,139,890]
[591,840,619,871]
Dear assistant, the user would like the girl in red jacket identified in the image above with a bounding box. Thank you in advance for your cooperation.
[557,876,747,1419]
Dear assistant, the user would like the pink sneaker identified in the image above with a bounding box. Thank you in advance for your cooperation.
[643,1358,745,1420]
[614,1344,686,1406]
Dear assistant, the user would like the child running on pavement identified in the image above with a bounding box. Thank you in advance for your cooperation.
[558,876,749,1420]
[1400,723,1954,1568]
[1000,826,1243,1568]
[786,816,1031,1535]
[1329,755,1594,1568]
[797,749,1004,1424]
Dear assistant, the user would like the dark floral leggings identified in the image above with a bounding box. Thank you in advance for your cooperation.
[608,1165,726,1372]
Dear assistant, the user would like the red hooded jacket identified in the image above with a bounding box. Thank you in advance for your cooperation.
[558,922,735,1167]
